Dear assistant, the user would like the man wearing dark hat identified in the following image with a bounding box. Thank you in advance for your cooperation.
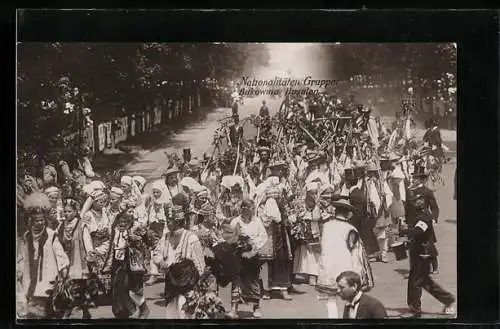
[427,118,445,160]
[400,191,455,318]
[406,165,440,274]
[345,168,379,258]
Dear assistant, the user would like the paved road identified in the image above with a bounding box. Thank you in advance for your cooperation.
[76,95,457,319]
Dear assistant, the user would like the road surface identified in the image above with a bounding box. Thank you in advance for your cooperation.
[75,95,457,319]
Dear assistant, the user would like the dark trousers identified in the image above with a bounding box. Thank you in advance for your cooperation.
[407,252,454,312]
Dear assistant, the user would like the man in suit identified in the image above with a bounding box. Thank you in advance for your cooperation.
[337,271,387,319]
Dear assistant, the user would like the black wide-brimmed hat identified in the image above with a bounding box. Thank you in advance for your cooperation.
[344,168,357,181]
[332,198,356,212]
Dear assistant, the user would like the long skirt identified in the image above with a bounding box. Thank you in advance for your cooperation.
[269,222,292,289]
[111,261,144,318]
[233,256,261,304]
[293,243,320,277]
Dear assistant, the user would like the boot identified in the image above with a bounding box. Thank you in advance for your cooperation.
[226,303,239,319]
[138,302,150,319]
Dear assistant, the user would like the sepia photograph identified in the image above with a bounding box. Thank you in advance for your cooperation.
[16,41,457,320]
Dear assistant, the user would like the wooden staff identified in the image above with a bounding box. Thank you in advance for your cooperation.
[233,136,241,175]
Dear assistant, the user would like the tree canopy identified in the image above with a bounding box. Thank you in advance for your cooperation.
[17,42,270,152]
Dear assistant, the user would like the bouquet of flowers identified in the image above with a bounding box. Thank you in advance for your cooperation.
[235,234,253,254]
[182,272,226,319]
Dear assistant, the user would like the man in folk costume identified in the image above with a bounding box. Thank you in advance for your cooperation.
[426,117,445,160]
[255,161,293,301]
[18,192,70,319]
[316,198,374,319]
[249,145,271,186]
[228,114,244,147]
[344,168,379,258]
[163,165,183,203]
[365,162,393,263]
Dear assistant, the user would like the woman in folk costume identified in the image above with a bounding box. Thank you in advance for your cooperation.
[215,175,245,226]
[132,176,149,226]
[44,186,64,232]
[153,194,205,319]
[180,176,208,229]
[228,198,268,319]
[254,162,293,301]
[17,192,70,319]
[316,198,374,319]
[55,198,95,319]
[102,210,151,319]
[42,163,59,187]
[365,162,393,263]
[80,190,111,283]
[77,146,97,180]
[106,187,125,227]
[292,181,322,286]
[384,157,407,241]
[145,180,169,285]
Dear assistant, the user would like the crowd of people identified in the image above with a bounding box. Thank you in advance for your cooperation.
[16,89,456,320]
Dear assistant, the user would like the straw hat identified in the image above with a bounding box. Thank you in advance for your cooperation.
[164,165,180,177]
[331,198,356,212]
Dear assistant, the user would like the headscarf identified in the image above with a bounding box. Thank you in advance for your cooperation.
[120,176,133,187]
[110,187,124,198]
[180,177,204,193]
[83,180,105,195]
[90,190,107,202]
[151,180,165,193]
[44,186,60,198]
[133,176,147,191]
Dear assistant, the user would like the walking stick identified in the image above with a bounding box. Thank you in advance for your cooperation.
[233,137,241,175]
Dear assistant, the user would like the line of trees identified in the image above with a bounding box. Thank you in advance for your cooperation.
[17,42,271,154]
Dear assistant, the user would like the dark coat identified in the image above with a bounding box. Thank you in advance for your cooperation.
[342,293,387,319]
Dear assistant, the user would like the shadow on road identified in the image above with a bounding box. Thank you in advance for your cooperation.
[394,268,410,277]
[444,219,457,224]
[386,307,445,317]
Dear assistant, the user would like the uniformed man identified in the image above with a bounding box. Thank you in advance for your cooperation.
[406,165,440,274]
[405,165,439,226]
[399,191,455,318]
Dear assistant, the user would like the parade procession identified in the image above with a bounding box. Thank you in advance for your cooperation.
[16,42,457,321]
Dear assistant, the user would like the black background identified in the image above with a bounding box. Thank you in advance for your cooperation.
[4,8,499,329]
